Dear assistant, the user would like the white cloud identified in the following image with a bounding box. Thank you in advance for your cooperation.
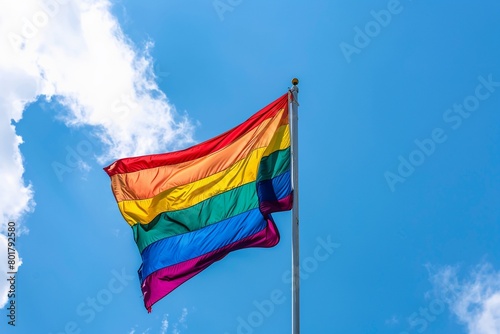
[0,116,35,232]
[173,307,188,334]
[429,262,500,334]
[160,313,169,334]
[179,307,188,324]
[0,0,194,308]
[385,315,399,326]
[132,308,187,334]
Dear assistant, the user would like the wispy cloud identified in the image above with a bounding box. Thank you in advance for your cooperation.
[385,315,399,326]
[172,307,189,334]
[179,307,188,324]
[160,313,169,334]
[132,308,188,334]
[429,262,500,334]
[0,0,194,308]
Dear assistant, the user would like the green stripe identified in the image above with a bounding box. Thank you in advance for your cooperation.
[257,148,290,183]
[133,182,257,253]
[133,147,291,254]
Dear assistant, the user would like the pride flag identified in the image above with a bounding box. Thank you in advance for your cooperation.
[104,93,292,312]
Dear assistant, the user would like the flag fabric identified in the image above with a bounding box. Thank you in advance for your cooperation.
[103,93,292,312]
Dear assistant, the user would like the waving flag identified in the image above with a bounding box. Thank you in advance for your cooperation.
[104,93,292,311]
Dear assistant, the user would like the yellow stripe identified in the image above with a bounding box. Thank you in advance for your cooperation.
[118,125,290,225]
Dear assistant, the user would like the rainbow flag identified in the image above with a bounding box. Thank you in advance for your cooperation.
[104,93,292,312]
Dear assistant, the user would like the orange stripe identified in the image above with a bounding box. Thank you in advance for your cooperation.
[116,126,290,225]
[110,109,288,202]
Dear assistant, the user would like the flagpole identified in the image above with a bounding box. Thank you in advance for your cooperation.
[289,78,300,334]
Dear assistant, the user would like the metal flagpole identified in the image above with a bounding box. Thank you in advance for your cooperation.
[289,78,300,334]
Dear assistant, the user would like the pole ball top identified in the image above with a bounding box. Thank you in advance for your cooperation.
[292,78,299,86]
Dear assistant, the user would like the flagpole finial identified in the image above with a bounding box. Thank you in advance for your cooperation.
[289,78,299,104]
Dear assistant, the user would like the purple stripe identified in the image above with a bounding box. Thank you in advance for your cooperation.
[141,217,280,312]
[260,192,293,215]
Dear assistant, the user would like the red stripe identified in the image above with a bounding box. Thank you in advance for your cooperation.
[141,217,280,312]
[104,94,289,176]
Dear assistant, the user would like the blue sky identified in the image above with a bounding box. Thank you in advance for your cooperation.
[1,0,500,333]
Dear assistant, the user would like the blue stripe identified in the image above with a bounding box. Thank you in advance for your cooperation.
[257,170,291,203]
[139,208,267,282]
